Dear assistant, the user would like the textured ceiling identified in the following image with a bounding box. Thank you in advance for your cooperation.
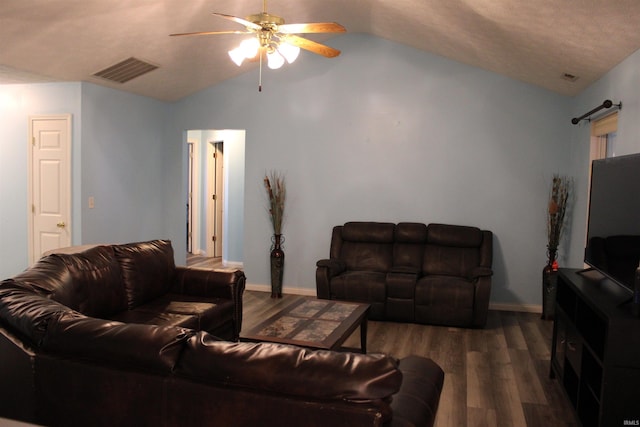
[1,0,639,101]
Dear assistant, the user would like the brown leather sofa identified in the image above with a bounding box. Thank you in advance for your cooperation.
[0,239,445,427]
[317,222,493,328]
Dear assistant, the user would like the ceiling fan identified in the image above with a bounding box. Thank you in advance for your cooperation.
[170,0,346,90]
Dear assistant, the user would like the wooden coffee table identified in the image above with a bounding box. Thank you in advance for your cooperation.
[241,298,370,353]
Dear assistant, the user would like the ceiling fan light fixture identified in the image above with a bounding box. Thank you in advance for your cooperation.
[228,38,261,67]
[278,42,300,64]
[240,38,260,58]
[267,49,285,69]
[228,47,245,66]
[171,5,345,89]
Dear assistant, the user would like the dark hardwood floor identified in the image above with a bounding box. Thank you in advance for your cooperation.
[186,254,226,269]
[185,255,578,426]
[241,291,580,427]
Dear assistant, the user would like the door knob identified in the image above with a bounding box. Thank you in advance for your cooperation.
[56,222,66,228]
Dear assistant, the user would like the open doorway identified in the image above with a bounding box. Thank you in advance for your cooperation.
[207,140,224,258]
[185,129,245,269]
[186,138,198,254]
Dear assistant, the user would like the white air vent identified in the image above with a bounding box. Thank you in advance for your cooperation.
[93,57,158,84]
[561,72,579,82]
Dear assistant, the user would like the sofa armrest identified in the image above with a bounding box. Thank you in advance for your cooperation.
[172,267,246,339]
[172,267,245,298]
[472,275,492,328]
[315,259,346,299]
[316,259,346,276]
[467,266,493,281]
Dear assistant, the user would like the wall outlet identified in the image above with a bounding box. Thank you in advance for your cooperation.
[88,196,95,209]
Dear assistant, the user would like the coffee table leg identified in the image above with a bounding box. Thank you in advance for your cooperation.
[360,318,368,354]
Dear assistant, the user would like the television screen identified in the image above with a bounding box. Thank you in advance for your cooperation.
[585,153,640,292]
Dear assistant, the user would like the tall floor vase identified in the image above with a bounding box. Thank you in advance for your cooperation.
[541,249,558,320]
[270,234,284,298]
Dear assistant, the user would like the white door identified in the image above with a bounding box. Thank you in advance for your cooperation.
[29,115,72,263]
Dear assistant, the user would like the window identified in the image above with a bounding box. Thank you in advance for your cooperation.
[590,112,618,161]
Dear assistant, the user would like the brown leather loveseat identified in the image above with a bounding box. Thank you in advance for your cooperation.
[0,239,445,427]
[317,222,493,328]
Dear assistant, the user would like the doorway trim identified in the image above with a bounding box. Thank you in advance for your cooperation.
[206,140,224,257]
[186,138,201,254]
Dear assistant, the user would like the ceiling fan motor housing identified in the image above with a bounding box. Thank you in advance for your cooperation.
[247,12,284,28]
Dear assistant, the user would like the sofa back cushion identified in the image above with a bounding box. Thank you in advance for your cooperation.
[114,240,176,309]
[11,255,77,307]
[176,332,402,402]
[51,246,127,317]
[423,224,483,277]
[393,222,428,270]
[42,311,192,373]
[10,246,127,317]
[336,222,394,272]
[0,280,71,347]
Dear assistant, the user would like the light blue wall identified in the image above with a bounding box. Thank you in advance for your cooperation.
[79,83,171,245]
[215,129,245,265]
[0,81,172,278]
[565,47,640,268]
[170,34,573,305]
[9,34,637,307]
[0,83,82,278]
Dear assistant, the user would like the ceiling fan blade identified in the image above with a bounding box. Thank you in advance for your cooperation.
[170,30,250,37]
[285,35,341,58]
[278,22,346,34]
[213,13,262,31]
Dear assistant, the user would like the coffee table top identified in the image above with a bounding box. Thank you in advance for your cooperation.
[241,298,369,351]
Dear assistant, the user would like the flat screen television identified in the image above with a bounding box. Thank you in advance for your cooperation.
[584,152,640,293]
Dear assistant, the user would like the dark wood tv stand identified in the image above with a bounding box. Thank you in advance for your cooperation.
[550,269,640,427]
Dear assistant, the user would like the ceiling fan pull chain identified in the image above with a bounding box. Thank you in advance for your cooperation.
[259,51,263,92]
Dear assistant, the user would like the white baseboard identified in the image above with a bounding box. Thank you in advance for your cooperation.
[489,302,542,313]
[245,283,316,296]
[246,283,543,314]
[223,260,244,269]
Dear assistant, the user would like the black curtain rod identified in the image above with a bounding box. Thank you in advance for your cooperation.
[571,99,622,125]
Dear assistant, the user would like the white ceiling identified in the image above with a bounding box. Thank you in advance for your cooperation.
[1,0,639,101]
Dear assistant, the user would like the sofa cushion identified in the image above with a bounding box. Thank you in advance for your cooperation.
[42,311,192,373]
[423,245,480,277]
[338,222,395,272]
[423,224,482,277]
[415,276,475,326]
[51,246,127,317]
[416,276,475,306]
[109,294,234,333]
[342,222,395,243]
[330,271,386,318]
[114,240,176,309]
[426,223,482,247]
[395,223,428,243]
[176,332,402,402]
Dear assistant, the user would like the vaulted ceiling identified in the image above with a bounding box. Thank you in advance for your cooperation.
[1,0,639,101]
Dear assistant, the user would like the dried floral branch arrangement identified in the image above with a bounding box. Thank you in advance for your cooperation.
[264,171,286,235]
[547,174,572,253]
